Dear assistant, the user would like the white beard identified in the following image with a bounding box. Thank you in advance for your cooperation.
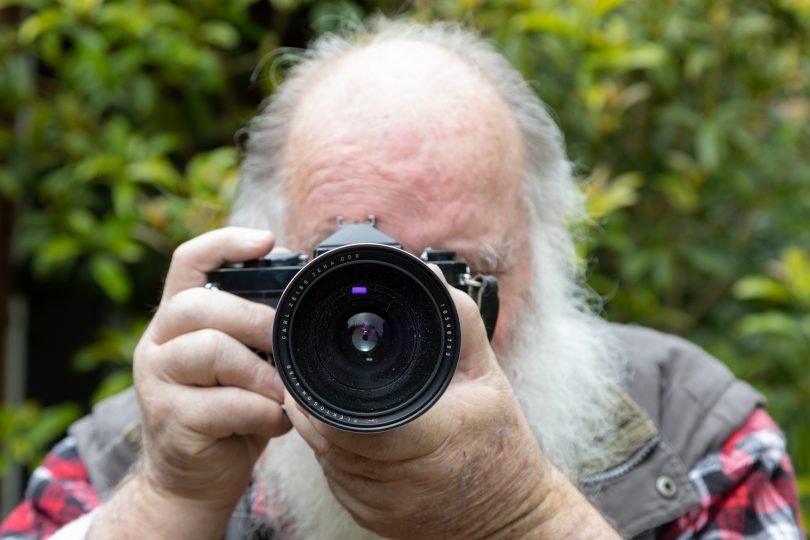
[257,238,625,539]
[258,433,382,539]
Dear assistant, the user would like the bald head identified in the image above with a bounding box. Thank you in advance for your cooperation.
[233,22,582,350]
[281,39,526,259]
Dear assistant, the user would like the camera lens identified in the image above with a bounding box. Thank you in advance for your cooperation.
[347,312,383,354]
[273,244,460,432]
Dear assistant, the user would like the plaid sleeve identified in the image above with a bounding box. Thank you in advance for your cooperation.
[1,437,100,540]
[659,408,805,540]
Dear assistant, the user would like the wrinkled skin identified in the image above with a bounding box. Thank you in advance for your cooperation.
[86,227,616,539]
[283,264,551,538]
[89,229,293,538]
[87,38,620,539]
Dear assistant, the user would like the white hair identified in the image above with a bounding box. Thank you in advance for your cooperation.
[233,20,625,538]
[231,20,578,240]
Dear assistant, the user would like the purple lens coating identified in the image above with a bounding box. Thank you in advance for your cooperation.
[351,286,367,295]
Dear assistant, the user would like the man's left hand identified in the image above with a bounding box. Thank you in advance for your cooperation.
[285,278,619,539]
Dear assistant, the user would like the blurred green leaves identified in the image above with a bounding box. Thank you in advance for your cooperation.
[1,0,808,520]
[734,248,810,309]
[72,319,146,404]
[731,248,810,525]
[0,402,81,472]
[585,167,643,220]
[413,0,810,518]
[3,1,251,303]
[1,0,259,475]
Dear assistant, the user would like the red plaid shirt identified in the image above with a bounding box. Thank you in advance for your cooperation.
[1,409,803,539]
[0,438,99,539]
[659,408,804,539]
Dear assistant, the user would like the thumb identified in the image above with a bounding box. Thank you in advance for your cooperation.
[427,264,497,378]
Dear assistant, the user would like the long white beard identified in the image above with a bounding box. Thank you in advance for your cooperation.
[257,246,625,539]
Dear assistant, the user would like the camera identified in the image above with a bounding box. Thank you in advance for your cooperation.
[206,216,498,432]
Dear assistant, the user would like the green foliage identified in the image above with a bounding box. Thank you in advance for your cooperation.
[3,0,254,301]
[71,318,146,404]
[0,402,81,472]
[418,1,810,518]
[1,0,266,476]
[731,247,810,524]
[1,0,808,522]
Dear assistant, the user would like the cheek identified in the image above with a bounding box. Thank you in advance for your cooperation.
[490,286,519,355]
[488,255,533,355]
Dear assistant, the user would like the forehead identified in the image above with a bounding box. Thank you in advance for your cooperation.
[280,40,526,256]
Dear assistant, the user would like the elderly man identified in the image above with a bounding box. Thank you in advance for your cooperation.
[1,21,803,540]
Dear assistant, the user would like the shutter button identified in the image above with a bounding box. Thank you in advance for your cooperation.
[656,475,678,498]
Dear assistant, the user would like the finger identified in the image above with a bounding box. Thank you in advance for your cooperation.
[151,287,275,351]
[284,392,331,454]
[177,385,292,440]
[285,399,405,487]
[314,439,401,483]
[285,391,448,462]
[152,329,284,402]
[163,227,275,300]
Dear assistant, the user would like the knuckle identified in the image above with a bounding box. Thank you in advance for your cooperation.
[178,285,209,307]
[170,240,195,267]
[140,392,174,434]
[198,327,226,357]
[134,338,163,378]
[166,287,207,322]
[151,395,174,422]
[133,338,151,366]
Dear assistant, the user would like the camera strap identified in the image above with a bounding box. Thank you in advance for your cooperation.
[464,274,499,341]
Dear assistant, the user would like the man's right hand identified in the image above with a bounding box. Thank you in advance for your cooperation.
[89,228,292,539]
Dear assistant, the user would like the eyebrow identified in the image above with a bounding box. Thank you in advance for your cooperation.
[296,222,339,254]
[458,241,516,275]
[298,224,515,275]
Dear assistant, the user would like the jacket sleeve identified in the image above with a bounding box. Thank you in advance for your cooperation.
[658,408,805,539]
[0,438,100,540]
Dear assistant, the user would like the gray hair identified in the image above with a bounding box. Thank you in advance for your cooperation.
[231,19,584,253]
[234,20,624,479]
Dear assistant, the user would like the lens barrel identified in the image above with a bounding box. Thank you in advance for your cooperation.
[272,244,460,432]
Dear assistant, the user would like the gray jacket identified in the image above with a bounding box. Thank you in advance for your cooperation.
[69,324,763,538]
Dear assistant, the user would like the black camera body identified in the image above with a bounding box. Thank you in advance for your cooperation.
[206,217,498,432]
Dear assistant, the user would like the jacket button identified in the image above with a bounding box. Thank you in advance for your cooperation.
[656,475,678,498]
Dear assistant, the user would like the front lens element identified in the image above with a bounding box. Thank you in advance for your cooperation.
[348,312,384,354]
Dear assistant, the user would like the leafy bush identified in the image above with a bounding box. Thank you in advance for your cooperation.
[413,0,810,520]
[1,0,807,522]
